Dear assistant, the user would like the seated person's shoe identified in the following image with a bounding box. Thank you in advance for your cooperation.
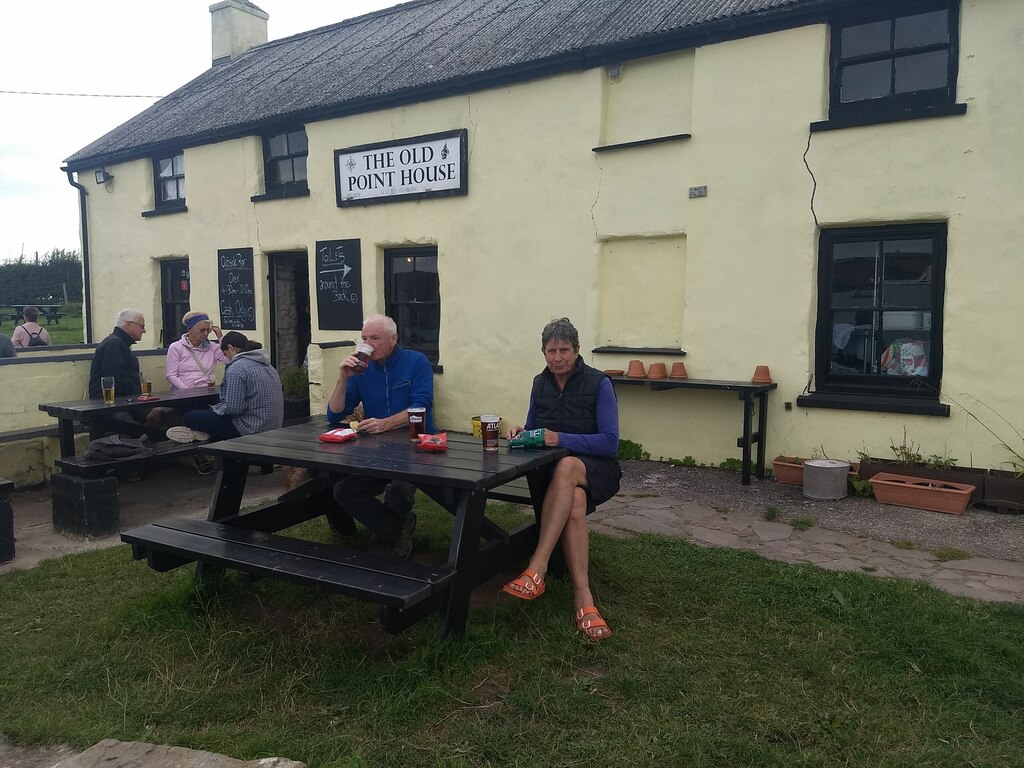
[193,455,216,475]
[391,512,417,560]
[167,426,210,444]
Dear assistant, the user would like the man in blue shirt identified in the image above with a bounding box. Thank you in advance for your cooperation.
[326,314,434,558]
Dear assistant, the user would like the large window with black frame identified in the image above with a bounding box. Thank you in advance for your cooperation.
[262,127,308,193]
[153,151,185,209]
[827,0,960,123]
[815,223,946,398]
[385,246,440,364]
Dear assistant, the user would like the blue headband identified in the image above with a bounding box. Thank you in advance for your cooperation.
[185,313,210,331]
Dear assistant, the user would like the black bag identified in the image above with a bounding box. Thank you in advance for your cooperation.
[27,330,47,347]
[84,435,153,460]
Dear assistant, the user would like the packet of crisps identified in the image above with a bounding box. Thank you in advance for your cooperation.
[509,428,546,448]
[416,432,448,451]
[319,427,358,443]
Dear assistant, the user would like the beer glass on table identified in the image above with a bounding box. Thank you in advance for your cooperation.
[101,377,116,405]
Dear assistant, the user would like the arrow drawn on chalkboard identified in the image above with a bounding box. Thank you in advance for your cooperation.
[321,264,352,280]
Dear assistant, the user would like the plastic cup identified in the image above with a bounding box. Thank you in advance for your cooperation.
[407,407,426,441]
[101,376,115,405]
[480,414,500,452]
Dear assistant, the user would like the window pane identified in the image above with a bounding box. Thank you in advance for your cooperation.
[289,129,308,154]
[176,178,186,199]
[268,133,287,158]
[293,155,307,182]
[415,257,439,300]
[158,158,173,178]
[840,20,890,58]
[162,179,177,201]
[172,153,184,175]
[895,10,948,48]
[878,333,929,377]
[830,309,874,374]
[831,241,878,307]
[895,51,948,94]
[419,304,440,344]
[840,60,891,102]
[882,241,932,308]
[391,257,414,302]
[276,159,293,184]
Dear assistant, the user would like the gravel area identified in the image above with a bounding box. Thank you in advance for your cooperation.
[619,460,1024,562]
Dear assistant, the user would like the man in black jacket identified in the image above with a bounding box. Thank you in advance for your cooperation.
[88,309,146,399]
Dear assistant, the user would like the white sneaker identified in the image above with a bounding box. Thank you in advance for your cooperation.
[166,426,210,444]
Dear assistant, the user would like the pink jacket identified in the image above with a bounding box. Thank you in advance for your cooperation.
[166,334,228,389]
[12,322,51,348]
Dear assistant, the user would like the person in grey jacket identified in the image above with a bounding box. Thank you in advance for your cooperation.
[0,332,16,358]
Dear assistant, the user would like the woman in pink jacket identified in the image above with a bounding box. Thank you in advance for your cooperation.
[165,311,228,389]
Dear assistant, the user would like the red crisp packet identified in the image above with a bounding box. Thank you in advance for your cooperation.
[416,432,448,451]
[319,427,358,443]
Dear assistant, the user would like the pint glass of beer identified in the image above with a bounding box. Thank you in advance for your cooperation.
[101,377,116,405]
[407,407,427,441]
[141,379,153,395]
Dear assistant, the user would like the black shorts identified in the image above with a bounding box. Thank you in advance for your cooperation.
[526,453,622,511]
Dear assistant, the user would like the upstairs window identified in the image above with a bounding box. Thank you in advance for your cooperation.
[815,223,946,399]
[827,0,961,125]
[154,151,185,208]
[263,127,308,194]
[385,246,440,364]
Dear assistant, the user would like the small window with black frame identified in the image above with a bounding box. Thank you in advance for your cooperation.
[153,151,185,209]
[828,0,960,123]
[262,127,308,193]
[385,246,440,364]
[816,223,946,398]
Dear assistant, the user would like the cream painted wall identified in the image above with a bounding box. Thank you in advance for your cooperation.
[78,0,1024,470]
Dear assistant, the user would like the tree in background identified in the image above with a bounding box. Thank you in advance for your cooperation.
[0,249,83,306]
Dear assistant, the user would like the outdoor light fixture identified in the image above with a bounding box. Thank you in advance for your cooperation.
[94,169,113,185]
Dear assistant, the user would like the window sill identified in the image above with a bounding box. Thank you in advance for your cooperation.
[592,133,691,153]
[251,186,310,203]
[142,204,188,218]
[810,103,967,133]
[797,392,950,416]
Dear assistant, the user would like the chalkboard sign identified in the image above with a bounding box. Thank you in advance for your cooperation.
[315,239,363,330]
[217,247,256,331]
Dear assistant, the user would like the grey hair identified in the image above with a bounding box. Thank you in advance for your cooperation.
[115,308,143,329]
[541,317,579,350]
[363,314,398,336]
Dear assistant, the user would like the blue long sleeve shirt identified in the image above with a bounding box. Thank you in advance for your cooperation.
[327,345,436,432]
[525,376,619,456]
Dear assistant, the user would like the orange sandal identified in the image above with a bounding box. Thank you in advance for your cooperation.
[574,605,612,641]
[501,570,545,600]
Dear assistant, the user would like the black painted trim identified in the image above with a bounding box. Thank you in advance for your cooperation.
[251,186,310,203]
[811,103,966,132]
[142,204,188,218]
[797,392,950,416]
[592,133,691,153]
[317,340,356,350]
[592,346,686,356]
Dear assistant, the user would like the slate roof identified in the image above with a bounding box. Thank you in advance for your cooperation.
[65,0,838,170]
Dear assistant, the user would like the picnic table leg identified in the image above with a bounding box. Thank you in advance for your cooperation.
[435,489,488,640]
[57,417,77,458]
[755,391,769,479]
[196,456,250,583]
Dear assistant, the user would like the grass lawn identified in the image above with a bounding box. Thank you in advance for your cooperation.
[0,306,84,345]
[1,497,1022,767]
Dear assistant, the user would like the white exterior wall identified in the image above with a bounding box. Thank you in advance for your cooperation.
[78,0,1024,469]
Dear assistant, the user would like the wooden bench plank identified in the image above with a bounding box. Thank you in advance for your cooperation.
[56,441,201,477]
[121,517,456,608]
[487,476,533,504]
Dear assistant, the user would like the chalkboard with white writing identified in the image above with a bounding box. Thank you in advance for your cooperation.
[217,247,256,331]
[315,239,363,330]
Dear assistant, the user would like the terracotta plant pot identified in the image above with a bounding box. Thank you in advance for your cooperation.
[751,364,772,384]
[868,472,975,515]
[669,361,688,379]
[626,359,646,378]
[647,362,667,380]
[772,457,808,485]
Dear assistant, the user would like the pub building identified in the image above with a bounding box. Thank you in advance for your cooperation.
[57,0,1024,471]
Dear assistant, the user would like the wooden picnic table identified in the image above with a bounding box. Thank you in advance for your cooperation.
[121,421,568,639]
[8,304,65,324]
[39,387,220,458]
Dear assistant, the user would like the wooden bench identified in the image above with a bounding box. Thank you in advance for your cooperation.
[0,424,89,445]
[54,440,202,478]
[122,517,457,608]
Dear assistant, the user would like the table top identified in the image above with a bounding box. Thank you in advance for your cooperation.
[205,419,568,492]
[39,387,219,419]
[10,304,62,311]
[609,375,778,393]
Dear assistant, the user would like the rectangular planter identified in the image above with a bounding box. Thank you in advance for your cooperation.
[868,472,975,515]
[981,472,1024,513]
[857,460,986,505]
[771,457,808,485]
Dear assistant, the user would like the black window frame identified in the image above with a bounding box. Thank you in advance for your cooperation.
[259,127,309,198]
[813,222,947,401]
[818,0,963,130]
[152,151,186,210]
[384,246,440,364]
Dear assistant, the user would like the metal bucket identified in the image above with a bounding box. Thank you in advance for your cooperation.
[802,459,851,500]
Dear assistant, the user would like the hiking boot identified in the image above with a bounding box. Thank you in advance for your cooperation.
[391,512,417,560]
[167,426,210,444]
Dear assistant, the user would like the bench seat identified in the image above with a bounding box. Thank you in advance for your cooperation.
[55,440,201,478]
[122,517,456,608]
[486,476,533,505]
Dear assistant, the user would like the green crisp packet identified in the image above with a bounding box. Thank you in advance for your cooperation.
[509,428,546,448]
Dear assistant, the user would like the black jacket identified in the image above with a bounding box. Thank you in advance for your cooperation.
[530,356,605,435]
[88,327,141,399]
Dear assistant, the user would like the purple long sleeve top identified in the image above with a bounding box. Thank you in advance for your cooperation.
[524,376,619,457]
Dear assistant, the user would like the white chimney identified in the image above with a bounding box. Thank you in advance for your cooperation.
[210,0,268,66]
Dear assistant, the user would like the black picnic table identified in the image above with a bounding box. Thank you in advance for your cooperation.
[39,387,220,458]
[121,421,568,639]
[8,304,65,324]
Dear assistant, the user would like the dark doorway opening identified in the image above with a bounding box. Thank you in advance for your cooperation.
[160,259,190,347]
[269,249,311,374]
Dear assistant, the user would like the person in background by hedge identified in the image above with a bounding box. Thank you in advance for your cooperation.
[0,332,15,358]
[11,306,51,348]
[165,310,227,389]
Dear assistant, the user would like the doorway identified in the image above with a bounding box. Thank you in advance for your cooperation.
[160,259,190,347]
[268,252,311,372]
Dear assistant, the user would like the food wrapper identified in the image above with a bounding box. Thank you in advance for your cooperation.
[509,428,546,449]
[416,432,448,451]
[135,395,160,402]
[319,427,358,443]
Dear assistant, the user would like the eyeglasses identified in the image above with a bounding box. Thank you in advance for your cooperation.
[128,321,146,331]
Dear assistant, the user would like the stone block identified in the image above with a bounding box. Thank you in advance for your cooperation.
[51,473,119,536]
